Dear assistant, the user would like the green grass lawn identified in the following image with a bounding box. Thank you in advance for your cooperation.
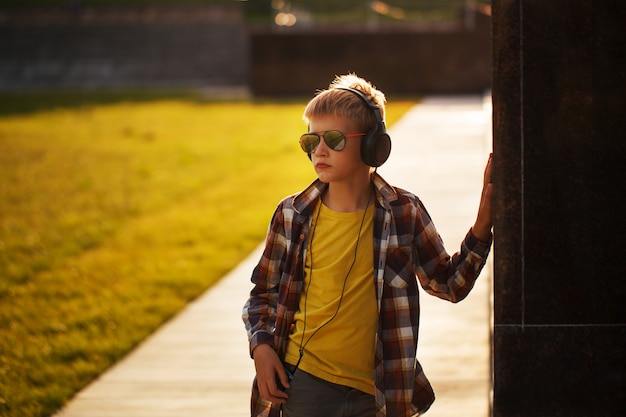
[0,91,416,417]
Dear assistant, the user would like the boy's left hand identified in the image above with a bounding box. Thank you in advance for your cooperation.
[472,153,493,242]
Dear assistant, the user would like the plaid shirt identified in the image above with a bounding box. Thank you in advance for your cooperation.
[242,173,492,417]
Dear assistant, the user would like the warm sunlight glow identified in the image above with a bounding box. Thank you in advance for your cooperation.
[275,12,297,27]
[371,1,405,20]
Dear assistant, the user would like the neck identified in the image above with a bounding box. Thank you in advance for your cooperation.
[323,177,373,212]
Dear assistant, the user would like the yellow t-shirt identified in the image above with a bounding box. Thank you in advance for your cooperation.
[285,200,377,395]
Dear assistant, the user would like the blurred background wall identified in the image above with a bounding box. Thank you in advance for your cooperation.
[0,0,491,96]
[0,4,248,91]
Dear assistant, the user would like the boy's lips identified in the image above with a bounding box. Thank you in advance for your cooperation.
[315,162,330,169]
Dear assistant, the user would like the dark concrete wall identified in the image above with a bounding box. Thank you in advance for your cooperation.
[492,0,626,415]
[249,11,491,96]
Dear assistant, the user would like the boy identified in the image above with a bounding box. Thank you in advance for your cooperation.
[242,74,493,417]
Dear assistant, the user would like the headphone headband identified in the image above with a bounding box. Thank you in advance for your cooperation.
[335,86,384,123]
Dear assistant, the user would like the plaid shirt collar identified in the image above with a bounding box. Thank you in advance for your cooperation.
[292,171,398,215]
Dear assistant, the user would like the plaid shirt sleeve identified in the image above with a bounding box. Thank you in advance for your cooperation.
[412,197,492,303]
[242,188,316,358]
[242,185,318,417]
[242,202,287,356]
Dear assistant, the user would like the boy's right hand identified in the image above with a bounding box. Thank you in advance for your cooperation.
[252,344,290,404]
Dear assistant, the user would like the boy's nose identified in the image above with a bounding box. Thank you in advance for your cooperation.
[313,138,329,156]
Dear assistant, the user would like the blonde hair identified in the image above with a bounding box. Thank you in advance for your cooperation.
[303,73,386,133]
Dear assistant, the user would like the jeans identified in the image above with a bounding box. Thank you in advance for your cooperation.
[282,365,376,417]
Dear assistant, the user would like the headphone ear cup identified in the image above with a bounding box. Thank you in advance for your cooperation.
[361,125,391,167]
[373,131,391,167]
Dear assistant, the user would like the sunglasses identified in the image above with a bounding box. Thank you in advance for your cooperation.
[299,130,366,154]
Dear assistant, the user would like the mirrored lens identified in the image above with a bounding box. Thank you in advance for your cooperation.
[323,130,346,151]
[299,130,346,153]
[299,134,320,153]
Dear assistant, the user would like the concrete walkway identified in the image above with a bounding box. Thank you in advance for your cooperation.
[53,94,493,417]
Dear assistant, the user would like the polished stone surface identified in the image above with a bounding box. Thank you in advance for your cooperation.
[494,326,625,416]
[492,0,626,415]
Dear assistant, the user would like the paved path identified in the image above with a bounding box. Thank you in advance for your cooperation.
[53,95,493,417]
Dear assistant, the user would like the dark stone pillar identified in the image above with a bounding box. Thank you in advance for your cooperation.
[492,1,626,415]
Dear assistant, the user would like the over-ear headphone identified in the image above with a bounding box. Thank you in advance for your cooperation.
[336,86,391,167]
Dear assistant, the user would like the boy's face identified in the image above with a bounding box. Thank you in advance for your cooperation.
[307,114,369,184]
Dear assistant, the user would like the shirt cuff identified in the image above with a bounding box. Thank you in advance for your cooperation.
[466,228,493,256]
[250,330,275,358]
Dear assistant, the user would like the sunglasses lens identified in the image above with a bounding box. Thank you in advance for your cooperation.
[323,130,346,151]
[299,134,320,153]
[299,131,347,153]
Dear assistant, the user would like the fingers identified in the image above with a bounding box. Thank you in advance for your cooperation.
[258,365,289,404]
[481,153,493,207]
[258,370,289,404]
[484,153,493,186]
[481,183,493,217]
[472,153,494,242]
[276,366,291,392]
